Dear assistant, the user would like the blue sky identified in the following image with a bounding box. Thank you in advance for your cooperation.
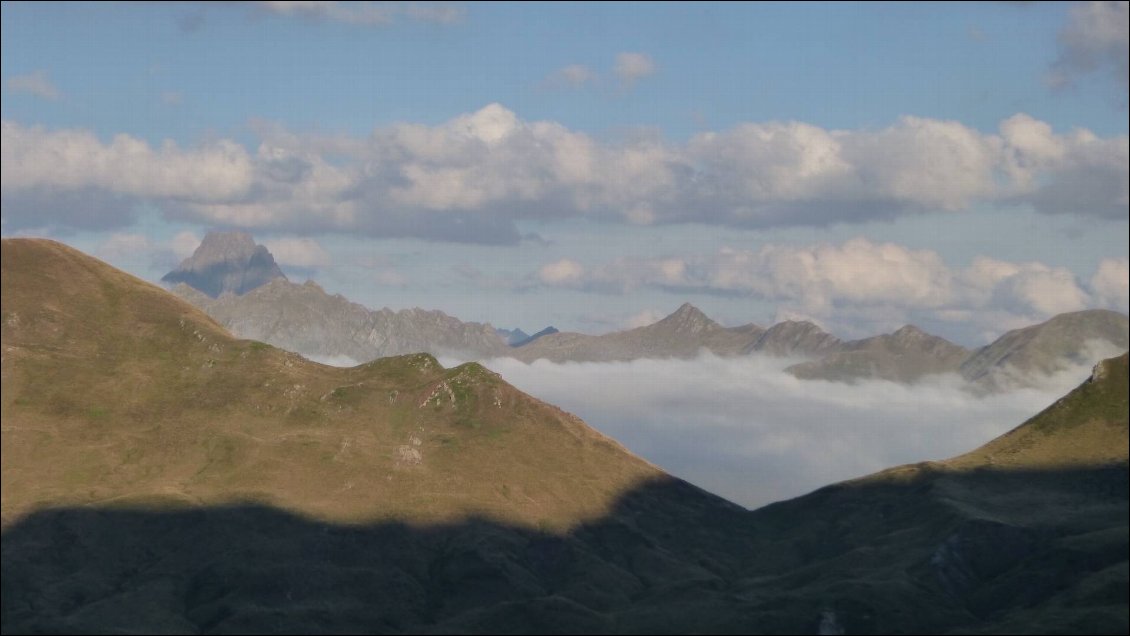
[2,1,1128,344]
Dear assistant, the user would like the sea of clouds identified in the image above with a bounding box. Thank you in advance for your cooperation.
[448,353,1105,510]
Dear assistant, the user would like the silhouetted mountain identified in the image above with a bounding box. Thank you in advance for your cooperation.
[161,230,286,297]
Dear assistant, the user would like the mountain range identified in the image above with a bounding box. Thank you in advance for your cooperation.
[164,232,1127,390]
[2,238,1126,633]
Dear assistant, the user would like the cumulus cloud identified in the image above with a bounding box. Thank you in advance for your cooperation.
[1091,257,1130,311]
[254,1,464,26]
[2,106,1126,237]
[6,70,61,100]
[1047,1,1129,91]
[538,258,586,285]
[613,52,656,87]
[533,237,1118,338]
[544,64,596,89]
[261,237,331,269]
[170,230,201,259]
[468,354,1096,510]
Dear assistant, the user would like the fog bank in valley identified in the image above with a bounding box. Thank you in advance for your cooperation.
[465,354,1098,510]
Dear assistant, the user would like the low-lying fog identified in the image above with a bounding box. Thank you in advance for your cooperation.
[453,354,1100,510]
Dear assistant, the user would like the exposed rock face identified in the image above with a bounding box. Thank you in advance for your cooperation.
[787,325,970,383]
[510,303,764,363]
[743,320,842,357]
[161,231,286,297]
[960,309,1129,391]
[173,278,509,363]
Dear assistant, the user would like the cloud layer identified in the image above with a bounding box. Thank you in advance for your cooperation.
[534,237,1128,336]
[2,107,1126,240]
[470,354,1103,510]
[6,70,61,101]
[1047,1,1129,91]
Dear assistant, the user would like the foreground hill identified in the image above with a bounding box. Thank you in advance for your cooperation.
[2,240,1126,633]
[1,239,667,529]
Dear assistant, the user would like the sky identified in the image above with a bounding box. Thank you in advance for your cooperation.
[2,1,1128,345]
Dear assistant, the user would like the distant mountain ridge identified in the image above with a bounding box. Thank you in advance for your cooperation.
[173,277,510,363]
[161,231,286,297]
[163,233,1127,389]
[508,303,766,363]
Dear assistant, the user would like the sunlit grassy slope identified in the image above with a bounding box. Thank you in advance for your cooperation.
[1,238,667,530]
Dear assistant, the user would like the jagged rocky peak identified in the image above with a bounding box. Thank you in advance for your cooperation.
[161,230,287,298]
[657,303,717,334]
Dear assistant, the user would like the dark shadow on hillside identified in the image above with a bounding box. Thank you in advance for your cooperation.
[3,467,1127,635]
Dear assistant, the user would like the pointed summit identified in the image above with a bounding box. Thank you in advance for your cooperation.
[161,231,287,297]
[655,303,717,335]
[891,324,926,339]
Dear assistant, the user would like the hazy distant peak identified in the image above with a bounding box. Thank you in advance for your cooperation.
[747,320,842,357]
[656,302,717,334]
[892,324,926,338]
[161,230,286,297]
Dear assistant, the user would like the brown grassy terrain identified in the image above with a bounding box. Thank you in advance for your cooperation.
[1,238,664,530]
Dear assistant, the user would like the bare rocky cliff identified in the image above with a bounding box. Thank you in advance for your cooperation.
[161,231,286,297]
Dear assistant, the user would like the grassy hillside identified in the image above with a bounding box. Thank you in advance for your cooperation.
[1,238,666,530]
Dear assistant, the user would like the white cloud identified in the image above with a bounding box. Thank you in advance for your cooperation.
[261,237,331,269]
[613,52,656,87]
[1047,1,1129,90]
[538,258,585,285]
[254,1,463,26]
[535,238,1112,338]
[7,70,61,101]
[544,64,597,89]
[0,122,253,201]
[963,257,1090,317]
[623,309,665,329]
[1091,257,1130,311]
[2,106,1126,237]
[170,231,201,260]
[470,353,1096,510]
